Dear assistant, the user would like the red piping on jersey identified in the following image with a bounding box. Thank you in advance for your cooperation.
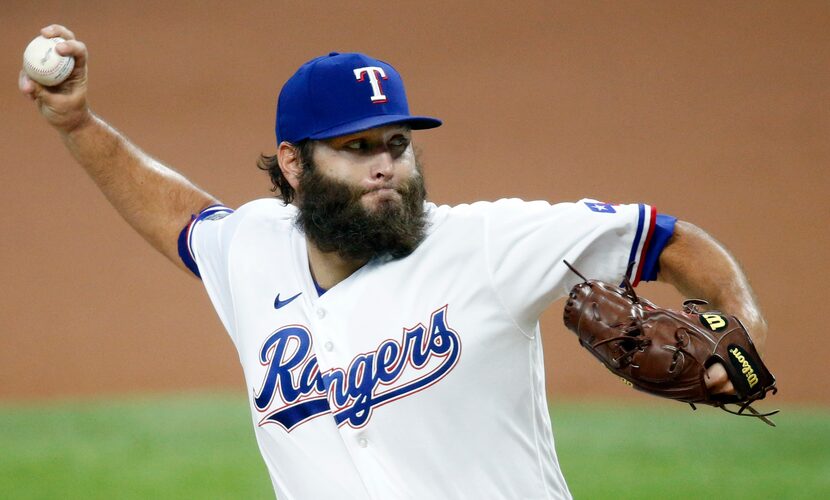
[632,206,657,287]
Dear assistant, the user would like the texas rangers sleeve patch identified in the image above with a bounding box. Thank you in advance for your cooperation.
[584,201,617,213]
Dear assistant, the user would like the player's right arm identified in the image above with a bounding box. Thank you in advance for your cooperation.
[19,24,219,274]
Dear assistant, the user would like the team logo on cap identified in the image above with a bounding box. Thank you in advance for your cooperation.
[354,66,389,103]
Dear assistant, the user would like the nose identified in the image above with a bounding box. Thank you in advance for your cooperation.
[370,150,395,180]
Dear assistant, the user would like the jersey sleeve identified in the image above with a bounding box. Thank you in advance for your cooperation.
[177,204,238,339]
[483,198,673,328]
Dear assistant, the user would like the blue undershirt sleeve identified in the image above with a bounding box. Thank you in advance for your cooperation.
[177,215,201,278]
[176,205,235,279]
[638,214,677,282]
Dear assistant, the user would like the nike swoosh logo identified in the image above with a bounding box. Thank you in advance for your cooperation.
[274,292,302,309]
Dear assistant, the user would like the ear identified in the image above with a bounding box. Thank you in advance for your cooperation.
[277,141,304,191]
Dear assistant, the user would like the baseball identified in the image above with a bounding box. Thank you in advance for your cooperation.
[23,35,74,87]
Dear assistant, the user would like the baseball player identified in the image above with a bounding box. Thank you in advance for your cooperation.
[22,25,767,499]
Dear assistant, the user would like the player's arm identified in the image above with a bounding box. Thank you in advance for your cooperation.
[19,25,218,273]
[657,220,768,391]
[657,221,767,349]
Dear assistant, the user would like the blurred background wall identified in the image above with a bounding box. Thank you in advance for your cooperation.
[2,0,827,405]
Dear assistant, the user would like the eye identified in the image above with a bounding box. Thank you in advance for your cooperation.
[344,139,368,151]
[389,135,410,149]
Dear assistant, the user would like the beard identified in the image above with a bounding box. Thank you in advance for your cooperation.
[295,160,428,262]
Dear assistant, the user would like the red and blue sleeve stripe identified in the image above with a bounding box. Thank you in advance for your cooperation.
[176,205,234,279]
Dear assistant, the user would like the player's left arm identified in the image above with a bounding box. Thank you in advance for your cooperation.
[657,220,768,392]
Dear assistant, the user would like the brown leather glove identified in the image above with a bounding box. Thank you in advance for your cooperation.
[562,261,778,425]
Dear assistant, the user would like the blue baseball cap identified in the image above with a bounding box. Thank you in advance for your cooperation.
[275,52,442,145]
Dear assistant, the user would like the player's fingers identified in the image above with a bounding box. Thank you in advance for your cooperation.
[719,380,735,394]
[56,39,88,69]
[705,363,735,395]
[41,24,76,41]
[704,363,726,386]
[19,70,32,93]
[19,70,42,100]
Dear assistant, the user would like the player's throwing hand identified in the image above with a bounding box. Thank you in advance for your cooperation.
[19,24,91,134]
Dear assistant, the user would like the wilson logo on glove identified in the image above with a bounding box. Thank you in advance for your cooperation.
[700,313,728,332]
[728,345,760,388]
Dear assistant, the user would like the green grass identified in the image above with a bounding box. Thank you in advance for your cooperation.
[0,393,273,499]
[552,401,830,499]
[1,394,828,499]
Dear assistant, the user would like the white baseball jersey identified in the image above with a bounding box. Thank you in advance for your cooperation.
[181,197,663,499]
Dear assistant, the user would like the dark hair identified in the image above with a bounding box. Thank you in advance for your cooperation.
[257,140,316,203]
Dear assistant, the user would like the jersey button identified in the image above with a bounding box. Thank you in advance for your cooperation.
[358,438,368,448]
[324,341,334,351]
[316,308,326,319]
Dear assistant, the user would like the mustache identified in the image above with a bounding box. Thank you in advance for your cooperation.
[339,180,415,205]
[361,184,401,195]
